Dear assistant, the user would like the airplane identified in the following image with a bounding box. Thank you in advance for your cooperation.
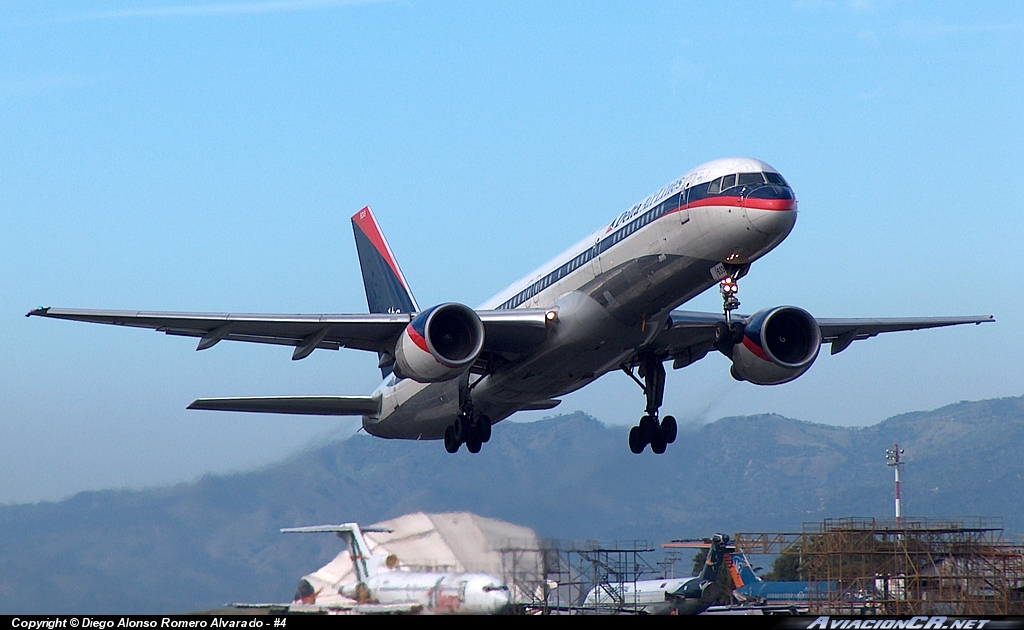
[727,552,834,605]
[27,157,994,455]
[579,534,732,615]
[276,522,511,615]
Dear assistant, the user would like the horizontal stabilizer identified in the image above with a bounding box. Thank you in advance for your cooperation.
[281,524,394,534]
[187,396,379,416]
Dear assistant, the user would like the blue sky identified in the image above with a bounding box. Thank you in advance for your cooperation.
[1,1,1021,504]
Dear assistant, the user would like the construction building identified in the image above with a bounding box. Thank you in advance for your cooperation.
[735,517,1024,615]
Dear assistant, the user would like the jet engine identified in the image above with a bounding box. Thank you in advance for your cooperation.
[722,306,821,385]
[393,303,485,383]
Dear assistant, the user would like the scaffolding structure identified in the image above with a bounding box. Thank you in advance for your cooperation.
[736,518,1024,615]
[499,540,662,614]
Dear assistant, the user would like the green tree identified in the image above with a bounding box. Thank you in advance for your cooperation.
[764,552,804,581]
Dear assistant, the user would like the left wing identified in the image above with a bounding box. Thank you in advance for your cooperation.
[815,316,994,354]
[25,306,551,360]
[649,310,994,368]
[187,396,380,416]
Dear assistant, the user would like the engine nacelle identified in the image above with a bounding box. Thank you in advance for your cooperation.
[728,306,821,385]
[394,303,485,383]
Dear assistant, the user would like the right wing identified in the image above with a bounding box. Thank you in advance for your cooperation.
[26,306,552,360]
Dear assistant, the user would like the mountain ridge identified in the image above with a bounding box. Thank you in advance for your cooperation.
[2,394,1022,613]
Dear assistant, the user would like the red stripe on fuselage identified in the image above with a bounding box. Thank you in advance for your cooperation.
[351,206,411,293]
[742,335,772,362]
[682,196,796,212]
[406,323,429,353]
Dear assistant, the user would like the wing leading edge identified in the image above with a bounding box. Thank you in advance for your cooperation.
[26,306,551,359]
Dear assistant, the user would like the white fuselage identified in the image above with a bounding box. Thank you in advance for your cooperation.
[582,576,694,613]
[364,157,798,440]
[340,571,510,615]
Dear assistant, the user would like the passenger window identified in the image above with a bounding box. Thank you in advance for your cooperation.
[738,172,765,186]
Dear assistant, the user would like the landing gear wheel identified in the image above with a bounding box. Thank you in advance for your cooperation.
[661,415,677,444]
[477,415,491,443]
[628,426,645,454]
[650,436,667,455]
[453,414,471,443]
[639,415,657,443]
[466,438,482,454]
[444,426,460,453]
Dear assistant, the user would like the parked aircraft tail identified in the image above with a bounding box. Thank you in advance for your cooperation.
[669,534,732,614]
[281,523,395,582]
[696,534,731,585]
[729,552,762,588]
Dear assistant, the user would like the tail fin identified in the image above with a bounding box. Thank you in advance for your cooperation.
[281,523,394,582]
[351,207,419,316]
[696,534,731,584]
[730,553,762,587]
[352,207,418,378]
[676,534,733,602]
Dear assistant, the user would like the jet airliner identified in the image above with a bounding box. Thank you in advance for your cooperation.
[282,523,510,615]
[28,158,993,455]
[580,534,732,615]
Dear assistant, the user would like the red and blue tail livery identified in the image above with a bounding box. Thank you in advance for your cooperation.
[351,206,418,316]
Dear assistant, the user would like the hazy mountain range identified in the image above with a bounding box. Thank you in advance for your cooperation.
[2,394,1023,613]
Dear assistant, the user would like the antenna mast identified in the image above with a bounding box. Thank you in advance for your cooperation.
[885,443,905,528]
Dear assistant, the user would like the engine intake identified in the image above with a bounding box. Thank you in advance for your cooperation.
[394,303,485,383]
[728,306,821,385]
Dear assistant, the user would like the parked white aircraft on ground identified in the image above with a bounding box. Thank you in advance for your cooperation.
[279,523,511,615]
[28,157,993,454]
[580,534,731,615]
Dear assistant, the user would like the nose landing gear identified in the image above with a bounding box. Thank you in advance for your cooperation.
[623,353,678,454]
[716,263,749,322]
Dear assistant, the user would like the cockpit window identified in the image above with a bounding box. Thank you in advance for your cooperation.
[764,171,789,187]
[737,172,765,186]
[720,173,736,191]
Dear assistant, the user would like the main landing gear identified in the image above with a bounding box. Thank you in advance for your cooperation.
[443,404,491,454]
[623,353,677,455]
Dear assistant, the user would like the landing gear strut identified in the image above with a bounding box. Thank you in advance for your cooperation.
[623,353,677,455]
[717,263,749,323]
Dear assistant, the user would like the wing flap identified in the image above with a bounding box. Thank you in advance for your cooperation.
[187,396,379,416]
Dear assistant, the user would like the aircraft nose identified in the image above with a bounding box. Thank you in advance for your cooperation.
[746,207,797,238]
